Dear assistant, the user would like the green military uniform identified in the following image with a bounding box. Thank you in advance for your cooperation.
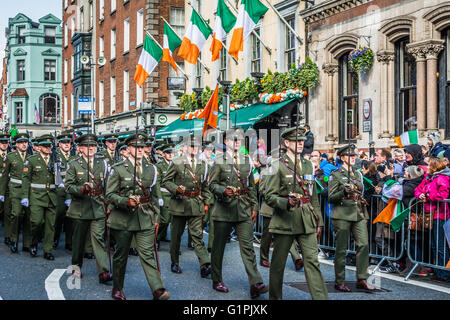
[328,144,371,290]
[0,133,32,252]
[65,134,112,281]
[105,133,169,300]
[98,133,119,166]
[265,127,328,300]
[209,129,267,298]
[162,138,212,275]
[22,135,58,259]
[155,144,174,243]
[201,143,215,251]
[0,134,11,245]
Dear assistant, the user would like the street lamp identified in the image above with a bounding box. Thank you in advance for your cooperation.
[192,87,204,110]
[251,72,265,100]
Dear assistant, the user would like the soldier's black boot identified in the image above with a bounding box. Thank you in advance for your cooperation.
[9,242,18,253]
[30,246,38,257]
[44,252,55,261]
[200,263,212,278]
[4,237,11,246]
[53,240,59,249]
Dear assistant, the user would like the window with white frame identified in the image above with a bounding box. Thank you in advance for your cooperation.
[64,96,68,126]
[79,6,84,31]
[45,27,56,44]
[111,29,116,60]
[71,93,74,122]
[89,1,93,29]
[64,23,68,47]
[111,0,116,13]
[99,36,104,58]
[71,16,75,34]
[15,102,23,124]
[123,18,130,53]
[44,60,56,81]
[284,16,296,70]
[251,28,261,72]
[99,81,104,116]
[170,7,185,36]
[169,62,184,106]
[137,9,144,46]
[136,83,143,109]
[64,59,68,84]
[123,70,129,111]
[110,76,116,113]
[70,56,74,79]
[64,0,68,9]
[100,0,105,20]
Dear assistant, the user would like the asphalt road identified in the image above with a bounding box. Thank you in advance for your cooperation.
[0,226,449,301]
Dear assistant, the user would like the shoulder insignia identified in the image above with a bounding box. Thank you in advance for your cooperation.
[94,153,104,159]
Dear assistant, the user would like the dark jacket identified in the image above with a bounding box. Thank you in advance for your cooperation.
[401,176,424,208]
[403,144,427,168]
[428,142,449,158]
[302,131,314,156]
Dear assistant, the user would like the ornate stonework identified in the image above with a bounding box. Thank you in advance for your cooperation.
[376,50,395,64]
[322,63,339,75]
[407,39,445,60]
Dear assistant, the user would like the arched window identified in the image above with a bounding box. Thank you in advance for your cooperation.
[39,93,60,123]
[339,52,359,143]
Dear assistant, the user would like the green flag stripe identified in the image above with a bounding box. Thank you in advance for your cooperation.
[144,35,163,61]
[244,0,269,25]
[191,8,213,40]
[217,0,237,33]
[408,130,419,144]
[164,22,182,52]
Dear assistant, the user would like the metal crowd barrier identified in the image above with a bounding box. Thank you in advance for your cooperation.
[404,198,450,281]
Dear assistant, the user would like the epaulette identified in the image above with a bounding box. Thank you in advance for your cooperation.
[111,160,126,168]
[94,153,105,159]
[28,153,40,160]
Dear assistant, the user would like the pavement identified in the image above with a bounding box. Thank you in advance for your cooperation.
[0,226,449,301]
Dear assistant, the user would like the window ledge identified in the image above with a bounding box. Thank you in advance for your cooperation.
[123,50,129,56]
[110,57,116,63]
[110,9,116,15]
[136,43,143,49]
[123,0,130,5]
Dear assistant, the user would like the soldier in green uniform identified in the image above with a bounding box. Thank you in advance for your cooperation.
[265,127,328,300]
[99,134,119,165]
[53,133,76,250]
[328,144,375,292]
[0,134,11,246]
[119,142,129,160]
[155,144,174,246]
[209,128,268,299]
[0,133,32,253]
[21,134,58,260]
[143,138,153,164]
[65,133,113,283]
[162,136,212,277]
[201,142,215,252]
[105,133,170,300]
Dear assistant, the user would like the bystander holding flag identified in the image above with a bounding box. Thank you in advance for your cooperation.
[228,0,268,60]
[197,84,219,136]
[34,104,40,124]
[162,22,182,71]
[134,35,163,87]
[252,167,260,184]
[210,0,237,61]
[394,130,419,148]
[178,9,213,65]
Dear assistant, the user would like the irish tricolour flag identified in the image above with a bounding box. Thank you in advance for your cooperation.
[178,9,213,65]
[134,35,163,87]
[162,22,182,72]
[210,0,237,62]
[228,0,268,60]
[394,130,419,148]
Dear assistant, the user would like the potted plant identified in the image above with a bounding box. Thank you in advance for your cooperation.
[348,46,374,74]
[297,57,320,89]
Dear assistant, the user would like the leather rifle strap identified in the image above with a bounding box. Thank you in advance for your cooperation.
[185,166,201,195]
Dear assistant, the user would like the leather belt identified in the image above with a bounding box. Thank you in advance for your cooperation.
[139,196,150,204]
[347,194,361,201]
[183,191,201,197]
[10,178,22,185]
[31,183,56,189]
[283,195,311,204]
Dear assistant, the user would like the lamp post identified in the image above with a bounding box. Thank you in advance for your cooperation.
[219,80,232,131]
[192,87,204,110]
[251,72,265,102]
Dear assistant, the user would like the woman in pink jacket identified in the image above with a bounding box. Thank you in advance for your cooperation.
[414,158,450,281]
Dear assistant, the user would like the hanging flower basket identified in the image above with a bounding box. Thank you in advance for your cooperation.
[348,46,374,74]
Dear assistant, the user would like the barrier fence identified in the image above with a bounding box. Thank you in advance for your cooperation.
[253,193,450,281]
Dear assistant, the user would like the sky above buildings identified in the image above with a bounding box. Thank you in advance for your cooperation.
[0,0,62,74]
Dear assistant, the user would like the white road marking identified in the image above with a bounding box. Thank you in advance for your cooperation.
[45,269,67,300]
[0,296,3,300]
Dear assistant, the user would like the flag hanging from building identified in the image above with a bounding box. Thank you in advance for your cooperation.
[162,22,182,72]
[394,130,419,148]
[228,0,268,60]
[210,0,237,62]
[197,84,219,136]
[134,34,163,87]
[34,104,40,124]
[178,8,213,65]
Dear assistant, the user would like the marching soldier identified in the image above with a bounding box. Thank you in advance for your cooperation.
[0,133,32,253]
[105,133,170,300]
[162,136,212,277]
[0,134,12,246]
[155,144,174,246]
[65,133,113,283]
[21,134,58,260]
[143,138,153,164]
[53,133,76,250]
[328,144,375,292]
[209,128,268,299]
[99,134,119,165]
[264,127,328,300]
[119,142,129,160]
[200,142,215,252]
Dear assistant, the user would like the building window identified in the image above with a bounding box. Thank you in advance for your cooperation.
[89,1,94,29]
[71,16,76,34]
[395,38,417,135]
[170,7,185,36]
[45,27,56,44]
[15,102,23,124]
[64,24,68,47]
[136,83,143,109]
[123,18,130,53]
[111,29,116,60]
[339,52,359,142]
[251,28,261,73]
[17,26,25,44]
[64,59,68,84]
[64,96,68,126]
[70,56,74,79]
[99,81,104,116]
[285,16,296,70]
[169,61,184,106]
[219,42,227,80]
[137,9,144,46]
[79,6,85,31]
[64,0,68,9]
[99,36,105,58]
[100,0,105,20]
[123,70,129,111]
[17,60,25,81]
[40,93,60,123]
[44,60,57,81]
[74,42,82,72]
[110,76,116,114]
[111,0,116,13]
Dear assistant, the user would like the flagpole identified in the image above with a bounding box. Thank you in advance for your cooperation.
[223,0,272,55]
[263,0,303,45]
[160,16,212,73]
[144,28,188,79]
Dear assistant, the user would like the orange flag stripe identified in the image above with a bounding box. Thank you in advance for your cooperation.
[210,34,223,62]
[228,27,243,60]
[162,48,177,72]
[134,64,150,88]
[373,198,397,225]
[178,38,201,65]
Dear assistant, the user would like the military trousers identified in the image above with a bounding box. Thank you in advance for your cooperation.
[72,218,110,275]
[269,233,328,300]
[205,205,214,250]
[54,189,72,246]
[10,197,31,247]
[170,215,210,267]
[211,219,263,286]
[111,228,164,293]
[156,195,172,242]
[30,204,56,254]
[260,216,302,263]
[2,195,12,240]
[332,218,370,284]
